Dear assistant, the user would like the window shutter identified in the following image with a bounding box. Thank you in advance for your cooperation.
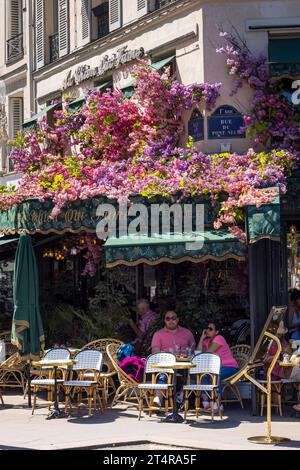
[81,0,91,45]
[58,0,69,57]
[10,0,22,38]
[11,97,23,139]
[35,0,45,69]
[9,97,23,172]
[137,0,148,18]
[109,0,122,32]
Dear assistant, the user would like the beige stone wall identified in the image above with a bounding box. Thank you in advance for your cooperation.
[1,0,300,179]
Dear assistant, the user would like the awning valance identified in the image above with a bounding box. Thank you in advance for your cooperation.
[22,104,58,132]
[104,230,246,268]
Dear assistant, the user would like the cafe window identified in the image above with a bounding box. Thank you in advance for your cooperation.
[273,77,300,108]
[0,260,14,330]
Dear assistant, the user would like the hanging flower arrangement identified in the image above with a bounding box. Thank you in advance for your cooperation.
[0,53,296,273]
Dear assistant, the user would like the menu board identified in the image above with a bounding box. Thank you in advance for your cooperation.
[249,306,287,364]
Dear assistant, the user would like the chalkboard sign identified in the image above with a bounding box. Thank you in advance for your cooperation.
[208,105,246,140]
[188,110,204,142]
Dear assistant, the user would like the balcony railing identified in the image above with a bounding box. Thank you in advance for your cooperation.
[6,33,24,64]
[49,33,59,63]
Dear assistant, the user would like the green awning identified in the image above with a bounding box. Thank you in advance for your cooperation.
[104,230,246,268]
[246,188,280,244]
[121,56,176,99]
[122,86,135,99]
[269,38,300,77]
[68,82,112,112]
[22,104,58,132]
[68,97,86,113]
[151,55,176,71]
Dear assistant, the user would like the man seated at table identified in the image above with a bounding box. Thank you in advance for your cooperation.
[151,310,195,355]
[151,311,195,407]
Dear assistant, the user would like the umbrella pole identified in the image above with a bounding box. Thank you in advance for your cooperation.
[27,361,32,408]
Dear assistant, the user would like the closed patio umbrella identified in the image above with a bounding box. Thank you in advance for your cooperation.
[11,234,45,406]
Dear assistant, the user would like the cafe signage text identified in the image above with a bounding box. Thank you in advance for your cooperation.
[62,46,145,90]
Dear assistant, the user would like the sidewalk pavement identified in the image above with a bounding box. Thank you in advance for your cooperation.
[0,393,299,450]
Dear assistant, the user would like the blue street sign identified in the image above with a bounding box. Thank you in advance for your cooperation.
[208,105,246,140]
[188,110,204,141]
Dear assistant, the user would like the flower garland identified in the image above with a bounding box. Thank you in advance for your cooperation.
[0,56,297,274]
[217,31,300,153]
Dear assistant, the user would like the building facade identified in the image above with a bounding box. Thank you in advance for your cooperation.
[0,0,299,186]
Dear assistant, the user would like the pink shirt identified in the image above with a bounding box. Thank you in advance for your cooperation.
[138,310,157,335]
[151,326,195,353]
[203,335,239,368]
[132,310,157,346]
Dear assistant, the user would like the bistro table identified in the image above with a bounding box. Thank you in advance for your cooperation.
[32,359,76,420]
[152,362,196,423]
[279,362,299,367]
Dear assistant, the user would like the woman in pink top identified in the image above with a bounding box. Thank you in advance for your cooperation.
[197,321,239,399]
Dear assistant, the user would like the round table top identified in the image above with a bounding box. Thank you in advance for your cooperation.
[32,359,76,367]
[152,362,196,370]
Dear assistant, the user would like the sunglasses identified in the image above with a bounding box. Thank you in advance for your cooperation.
[165,316,178,321]
[206,327,214,331]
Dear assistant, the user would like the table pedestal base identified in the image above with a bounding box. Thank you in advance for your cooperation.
[248,436,290,445]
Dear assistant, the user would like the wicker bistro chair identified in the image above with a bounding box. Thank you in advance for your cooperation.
[138,353,176,420]
[0,353,26,394]
[222,344,251,409]
[31,348,71,415]
[63,349,105,417]
[183,353,222,422]
[81,338,124,402]
[106,343,139,407]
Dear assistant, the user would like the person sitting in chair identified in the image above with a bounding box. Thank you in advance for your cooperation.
[196,321,239,408]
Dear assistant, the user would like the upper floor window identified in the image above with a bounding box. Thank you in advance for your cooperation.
[6,0,23,64]
[92,2,109,40]
[35,0,69,70]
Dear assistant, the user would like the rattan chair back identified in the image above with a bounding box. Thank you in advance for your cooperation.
[43,348,70,361]
[106,343,139,386]
[73,349,103,372]
[230,344,251,369]
[145,353,176,375]
[82,338,123,352]
[190,353,221,376]
[4,343,18,358]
